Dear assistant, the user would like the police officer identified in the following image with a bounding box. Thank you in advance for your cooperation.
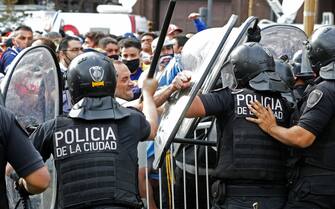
[30,52,158,209]
[0,106,50,209]
[291,50,315,103]
[184,42,291,209]
[247,25,335,209]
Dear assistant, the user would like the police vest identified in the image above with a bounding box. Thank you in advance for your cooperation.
[53,116,141,209]
[0,142,9,209]
[214,88,290,182]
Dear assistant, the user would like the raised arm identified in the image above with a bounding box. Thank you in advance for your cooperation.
[142,78,159,139]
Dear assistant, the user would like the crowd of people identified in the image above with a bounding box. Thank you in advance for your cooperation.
[1,10,335,209]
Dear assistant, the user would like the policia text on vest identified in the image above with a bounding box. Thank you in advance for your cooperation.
[235,92,284,119]
[54,126,117,159]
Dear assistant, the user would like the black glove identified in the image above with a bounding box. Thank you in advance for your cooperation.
[247,26,261,43]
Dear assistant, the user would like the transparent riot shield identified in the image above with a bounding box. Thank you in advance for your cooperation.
[172,16,259,159]
[153,15,259,169]
[260,24,308,60]
[1,45,62,209]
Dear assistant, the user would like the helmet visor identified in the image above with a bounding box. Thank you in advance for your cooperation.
[300,46,315,77]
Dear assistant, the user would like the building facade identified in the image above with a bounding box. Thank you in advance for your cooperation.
[133,0,335,34]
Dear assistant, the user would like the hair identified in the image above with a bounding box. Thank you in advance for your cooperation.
[174,35,189,47]
[98,37,118,49]
[57,36,81,52]
[85,31,106,47]
[113,60,128,77]
[15,25,33,33]
[10,25,33,38]
[118,38,141,50]
[32,37,57,52]
[140,32,157,40]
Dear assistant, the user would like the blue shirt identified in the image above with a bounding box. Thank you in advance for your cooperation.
[1,47,21,74]
[130,67,143,100]
[193,18,207,32]
[158,55,183,87]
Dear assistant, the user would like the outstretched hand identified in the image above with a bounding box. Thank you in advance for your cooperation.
[246,100,277,134]
[188,12,200,20]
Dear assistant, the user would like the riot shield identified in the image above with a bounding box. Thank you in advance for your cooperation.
[1,45,62,209]
[260,24,308,60]
[172,16,259,158]
[153,15,258,169]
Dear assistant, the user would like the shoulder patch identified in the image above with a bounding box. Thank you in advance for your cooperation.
[306,89,323,108]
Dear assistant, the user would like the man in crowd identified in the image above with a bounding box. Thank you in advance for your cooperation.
[113,60,135,104]
[57,36,84,114]
[30,51,159,209]
[1,106,50,209]
[119,38,143,99]
[247,25,335,209]
[57,36,83,72]
[99,37,120,60]
[83,31,106,49]
[158,35,189,87]
[140,32,156,66]
[138,37,175,88]
[1,25,33,74]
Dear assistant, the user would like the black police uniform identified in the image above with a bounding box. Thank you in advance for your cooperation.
[284,79,335,209]
[31,102,151,209]
[0,106,45,209]
[199,87,291,209]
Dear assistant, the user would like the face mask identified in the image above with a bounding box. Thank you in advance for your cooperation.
[123,58,140,73]
[294,84,307,98]
[159,54,174,68]
[109,54,119,60]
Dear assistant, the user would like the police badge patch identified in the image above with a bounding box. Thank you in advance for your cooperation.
[89,66,104,81]
[89,66,105,87]
[307,89,323,108]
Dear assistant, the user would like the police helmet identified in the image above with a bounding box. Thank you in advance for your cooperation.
[291,50,314,80]
[230,42,275,87]
[275,59,295,90]
[67,52,117,104]
[306,26,335,69]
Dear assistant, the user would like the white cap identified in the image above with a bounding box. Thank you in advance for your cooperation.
[151,37,175,52]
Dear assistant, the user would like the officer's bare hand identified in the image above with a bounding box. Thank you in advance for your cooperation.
[171,71,192,91]
[246,100,278,134]
[188,12,200,20]
[142,78,158,96]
